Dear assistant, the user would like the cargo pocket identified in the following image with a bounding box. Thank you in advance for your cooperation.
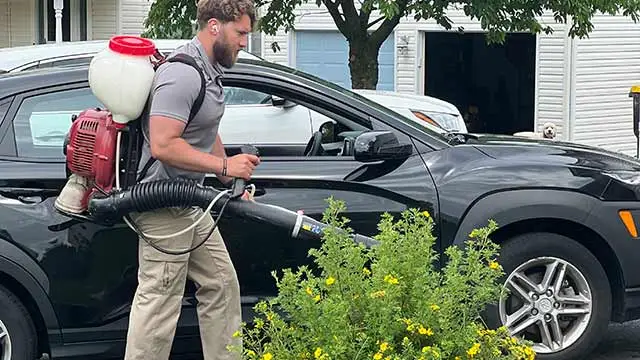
[133,208,194,294]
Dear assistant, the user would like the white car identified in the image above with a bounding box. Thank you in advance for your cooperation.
[352,89,467,134]
[0,40,462,150]
[0,39,263,73]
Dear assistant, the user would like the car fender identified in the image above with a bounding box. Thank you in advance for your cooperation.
[453,189,599,246]
[0,239,59,335]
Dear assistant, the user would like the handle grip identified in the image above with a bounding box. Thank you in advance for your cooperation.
[231,144,260,198]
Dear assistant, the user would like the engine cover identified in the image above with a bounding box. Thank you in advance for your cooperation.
[65,108,122,192]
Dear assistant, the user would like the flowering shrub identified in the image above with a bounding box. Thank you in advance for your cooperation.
[230,198,535,360]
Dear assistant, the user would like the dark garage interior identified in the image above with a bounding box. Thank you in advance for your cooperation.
[424,32,536,135]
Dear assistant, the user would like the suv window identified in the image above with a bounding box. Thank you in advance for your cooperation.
[224,87,271,105]
[13,88,103,158]
[0,99,13,156]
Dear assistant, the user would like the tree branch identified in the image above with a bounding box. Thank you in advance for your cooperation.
[367,16,385,29]
[339,0,360,25]
[322,0,349,37]
[370,0,409,47]
[359,0,374,25]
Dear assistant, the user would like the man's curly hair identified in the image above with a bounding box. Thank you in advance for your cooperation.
[196,0,256,29]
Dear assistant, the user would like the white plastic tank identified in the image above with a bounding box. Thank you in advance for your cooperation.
[88,35,157,124]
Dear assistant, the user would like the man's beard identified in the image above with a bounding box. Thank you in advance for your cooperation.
[213,37,236,69]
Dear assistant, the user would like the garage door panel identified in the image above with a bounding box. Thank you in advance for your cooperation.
[295,31,394,91]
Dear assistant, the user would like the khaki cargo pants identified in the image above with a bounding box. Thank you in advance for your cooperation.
[124,207,242,360]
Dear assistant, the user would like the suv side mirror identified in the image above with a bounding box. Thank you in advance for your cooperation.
[354,131,413,162]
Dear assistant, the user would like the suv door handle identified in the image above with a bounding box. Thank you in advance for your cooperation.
[0,187,59,204]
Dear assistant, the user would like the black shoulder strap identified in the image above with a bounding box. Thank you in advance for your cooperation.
[166,53,207,125]
[135,53,207,183]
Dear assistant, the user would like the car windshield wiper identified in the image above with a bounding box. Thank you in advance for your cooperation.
[443,132,479,145]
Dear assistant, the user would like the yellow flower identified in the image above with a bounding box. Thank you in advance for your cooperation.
[362,267,371,276]
[467,343,481,357]
[430,304,440,311]
[489,261,500,270]
[422,210,430,217]
[262,353,273,360]
[314,347,322,359]
[379,342,389,352]
[418,325,434,336]
[523,346,535,360]
[232,330,241,338]
[373,352,383,360]
[384,274,399,285]
[313,295,321,303]
[325,276,336,286]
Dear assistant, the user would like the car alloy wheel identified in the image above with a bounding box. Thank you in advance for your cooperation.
[0,319,12,360]
[499,256,592,354]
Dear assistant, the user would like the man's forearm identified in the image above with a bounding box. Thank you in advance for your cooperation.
[151,137,225,175]
[211,134,232,185]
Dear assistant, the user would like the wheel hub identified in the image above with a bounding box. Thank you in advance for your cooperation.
[537,297,553,313]
[498,256,593,355]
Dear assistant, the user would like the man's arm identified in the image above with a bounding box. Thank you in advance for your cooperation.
[148,63,259,180]
[149,116,225,175]
[211,133,232,185]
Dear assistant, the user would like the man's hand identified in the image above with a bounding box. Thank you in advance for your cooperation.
[226,153,260,180]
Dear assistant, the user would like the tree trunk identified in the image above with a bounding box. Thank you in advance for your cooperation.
[348,41,380,89]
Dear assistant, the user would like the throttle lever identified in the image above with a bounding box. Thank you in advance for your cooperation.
[231,144,260,199]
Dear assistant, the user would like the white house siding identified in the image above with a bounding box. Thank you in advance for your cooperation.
[393,28,416,93]
[0,0,9,47]
[262,29,288,65]
[0,0,36,47]
[570,14,640,156]
[91,0,117,40]
[533,15,570,140]
[119,0,151,35]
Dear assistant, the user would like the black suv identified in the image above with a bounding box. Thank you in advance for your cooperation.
[1,59,639,360]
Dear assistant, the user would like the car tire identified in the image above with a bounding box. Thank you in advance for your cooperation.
[0,284,37,360]
[483,232,611,360]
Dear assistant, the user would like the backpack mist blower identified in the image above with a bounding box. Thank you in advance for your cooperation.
[52,35,377,254]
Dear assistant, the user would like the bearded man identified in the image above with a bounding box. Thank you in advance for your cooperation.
[124,1,259,359]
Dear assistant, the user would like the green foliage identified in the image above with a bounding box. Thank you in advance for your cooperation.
[141,0,197,39]
[228,197,536,360]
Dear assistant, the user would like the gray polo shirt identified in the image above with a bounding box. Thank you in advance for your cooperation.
[137,36,225,184]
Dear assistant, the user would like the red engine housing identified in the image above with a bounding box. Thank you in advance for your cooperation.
[65,108,124,193]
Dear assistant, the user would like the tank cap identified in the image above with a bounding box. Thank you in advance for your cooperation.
[108,35,156,56]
